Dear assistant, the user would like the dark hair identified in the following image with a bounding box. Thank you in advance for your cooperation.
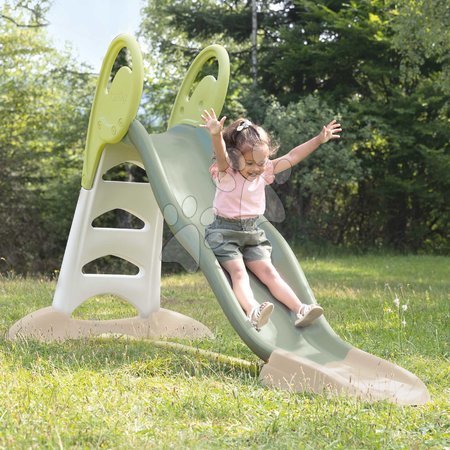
[222,118,279,171]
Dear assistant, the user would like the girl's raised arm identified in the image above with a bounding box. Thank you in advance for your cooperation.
[200,109,229,172]
[272,119,341,175]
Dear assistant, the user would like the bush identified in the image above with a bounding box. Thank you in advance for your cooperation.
[262,95,363,247]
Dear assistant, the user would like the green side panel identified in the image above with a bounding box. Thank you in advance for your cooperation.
[128,121,352,363]
[168,45,230,129]
[82,34,144,189]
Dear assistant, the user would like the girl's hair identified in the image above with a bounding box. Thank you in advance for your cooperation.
[222,118,279,171]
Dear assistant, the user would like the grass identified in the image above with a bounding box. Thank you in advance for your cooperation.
[0,254,448,449]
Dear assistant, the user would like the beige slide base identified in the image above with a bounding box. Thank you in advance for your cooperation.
[7,306,213,343]
[260,348,430,405]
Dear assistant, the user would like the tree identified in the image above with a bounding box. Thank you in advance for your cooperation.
[0,0,49,28]
[263,95,363,245]
[390,0,450,93]
[0,3,94,273]
[137,0,449,253]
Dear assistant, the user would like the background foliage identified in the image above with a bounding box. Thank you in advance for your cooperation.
[139,0,449,253]
[1,0,449,275]
[0,1,93,273]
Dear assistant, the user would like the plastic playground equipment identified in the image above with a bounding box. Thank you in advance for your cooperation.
[9,35,430,405]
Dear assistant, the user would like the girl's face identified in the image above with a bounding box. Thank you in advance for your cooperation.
[238,144,270,181]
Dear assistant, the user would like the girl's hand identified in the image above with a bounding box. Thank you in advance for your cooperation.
[318,119,342,144]
[200,108,226,136]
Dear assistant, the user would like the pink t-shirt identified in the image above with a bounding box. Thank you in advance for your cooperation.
[210,160,275,219]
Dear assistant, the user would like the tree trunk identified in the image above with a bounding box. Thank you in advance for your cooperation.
[251,0,257,87]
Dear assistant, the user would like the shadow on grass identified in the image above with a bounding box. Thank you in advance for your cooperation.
[0,336,260,382]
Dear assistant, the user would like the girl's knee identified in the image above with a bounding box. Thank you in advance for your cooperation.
[231,266,248,282]
[223,261,248,281]
[246,260,276,282]
[259,263,280,282]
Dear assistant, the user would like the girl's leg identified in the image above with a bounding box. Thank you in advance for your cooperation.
[221,259,258,316]
[245,259,303,312]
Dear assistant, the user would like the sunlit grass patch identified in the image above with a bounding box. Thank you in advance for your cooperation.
[0,255,448,448]
[73,294,138,320]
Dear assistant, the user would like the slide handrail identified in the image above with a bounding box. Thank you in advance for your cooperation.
[168,44,229,129]
[82,34,144,189]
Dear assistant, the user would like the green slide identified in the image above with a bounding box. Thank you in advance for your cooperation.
[122,38,428,405]
[128,121,430,405]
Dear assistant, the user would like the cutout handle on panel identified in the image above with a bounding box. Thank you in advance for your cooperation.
[82,34,144,189]
[168,45,230,129]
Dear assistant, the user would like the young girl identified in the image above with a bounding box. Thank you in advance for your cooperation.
[201,108,341,331]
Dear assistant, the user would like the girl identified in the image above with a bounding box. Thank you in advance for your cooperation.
[201,109,341,331]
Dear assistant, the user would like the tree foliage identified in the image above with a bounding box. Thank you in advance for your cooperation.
[139,0,449,253]
[0,3,93,273]
[1,1,448,276]
[390,0,450,91]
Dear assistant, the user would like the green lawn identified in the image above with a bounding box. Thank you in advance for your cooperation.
[0,255,448,449]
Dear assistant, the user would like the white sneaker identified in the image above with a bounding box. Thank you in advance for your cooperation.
[249,302,274,331]
[295,304,323,327]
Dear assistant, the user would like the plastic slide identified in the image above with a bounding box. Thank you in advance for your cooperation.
[127,41,429,405]
[128,119,430,406]
[9,35,430,405]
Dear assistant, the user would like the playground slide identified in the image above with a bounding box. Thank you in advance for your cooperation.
[8,34,429,405]
[127,120,430,405]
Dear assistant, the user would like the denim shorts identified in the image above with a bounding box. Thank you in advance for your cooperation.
[205,216,272,263]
